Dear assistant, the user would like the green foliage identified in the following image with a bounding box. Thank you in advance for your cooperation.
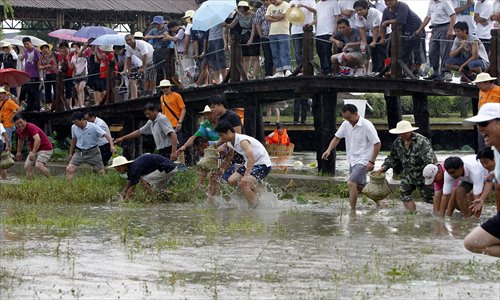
[428,96,462,117]
[162,169,205,202]
[2,0,14,19]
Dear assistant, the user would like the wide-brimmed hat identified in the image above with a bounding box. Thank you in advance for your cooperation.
[389,120,419,134]
[99,44,113,52]
[151,15,166,25]
[108,156,134,168]
[0,87,6,93]
[133,32,144,38]
[238,1,249,7]
[423,164,439,185]
[286,6,305,25]
[158,79,174,88]
[463,103,500,125]
[471,72,497,84]
[182,10,195,19]
[0,41,11,48]
[39,43,50,50]
[200,105,212,113]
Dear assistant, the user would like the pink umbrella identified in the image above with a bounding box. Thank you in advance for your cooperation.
[0,68,30,87]
[48,29,88,42]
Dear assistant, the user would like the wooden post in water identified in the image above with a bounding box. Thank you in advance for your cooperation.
[52,72,65,112]
[104,60,116,105]
[312,91,337,174]
[390,24,403,79]
[243,96,257,138]
[122,115,136,159]
[412,93,431,139]
[255,103,265,142]
[490,29,499,84]
[302,25,314,76]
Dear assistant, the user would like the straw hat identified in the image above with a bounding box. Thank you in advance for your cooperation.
[286,6,305,25]
[471,72,497,84]
[39,43,50,50]
[0,41,11,48]
[463,103,500,125]
[389,120,419,134]
[238,1,249,7]
[108,156,134,168]
[157,79,174,87]
[200,105,212,113]
[133,32,144,38]
[0,87,6,93]
[99,44,113,52]
[423,164,439,185]
[182,10,195,19]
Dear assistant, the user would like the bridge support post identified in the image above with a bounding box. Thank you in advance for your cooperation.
[104,60,116,105]
[384,95,402,130]
[490,29,499,84]
[244,96,257,138]
[122,116,136,159]
[53,72,65,112]
[412,93,431,139]
[312,91,337,175]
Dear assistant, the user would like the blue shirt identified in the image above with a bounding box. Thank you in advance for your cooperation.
[146,27,174,49]
[127,154,176,186]
[71,121,106,150]
[382,1,422,33]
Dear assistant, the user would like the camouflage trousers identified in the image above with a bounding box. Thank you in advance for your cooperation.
[400,183,434,204]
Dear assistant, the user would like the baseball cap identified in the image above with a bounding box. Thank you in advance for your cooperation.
[423,164,439,185]
[463,103,500,125]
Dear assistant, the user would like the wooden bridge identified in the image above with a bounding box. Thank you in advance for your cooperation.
[23,26,499,174]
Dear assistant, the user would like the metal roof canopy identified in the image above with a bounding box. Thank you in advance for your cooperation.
[1,0,199,31]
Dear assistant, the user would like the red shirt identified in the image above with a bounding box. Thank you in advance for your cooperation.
[58,52,75,77]
[97,50,115,79]
[17,122,53,151]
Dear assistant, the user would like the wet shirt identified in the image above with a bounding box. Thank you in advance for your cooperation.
[17,122,53,151]
[71,121,106,150]
[443,155,489,196]
[127,154,176,186]
[382,1,422,33]
[139,113,175,149]
[382,132,437,185]
[194,120,219,142]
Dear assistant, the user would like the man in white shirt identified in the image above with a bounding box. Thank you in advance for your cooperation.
[214,120,272,208]
[416,0,457,81]
[322,104,381,209]
[463,103,500,258]
[84,111,113,166]
[452,0,476,34]
[354,0,389,73]
[338,0,357,27]
[124,34,156,96]
[314,0,340,75]
[474,0,494,53]
[442,155,489,218]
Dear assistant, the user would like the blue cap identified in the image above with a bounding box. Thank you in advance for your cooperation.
[151,16,165,25]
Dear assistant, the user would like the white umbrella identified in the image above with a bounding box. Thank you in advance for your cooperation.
[13,35,47,47]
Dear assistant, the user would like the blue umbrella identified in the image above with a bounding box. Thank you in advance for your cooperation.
[74,26,117,39]
[192,0,236,31]
[91,34,126,46]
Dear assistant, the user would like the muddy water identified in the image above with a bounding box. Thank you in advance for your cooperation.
[1,197,499,299]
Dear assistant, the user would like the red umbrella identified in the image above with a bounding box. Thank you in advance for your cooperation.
[0,68,30,87]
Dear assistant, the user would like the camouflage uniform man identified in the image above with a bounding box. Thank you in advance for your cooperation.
[377,120,437,212]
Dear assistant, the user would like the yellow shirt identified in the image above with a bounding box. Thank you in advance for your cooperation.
[266,1,291,36]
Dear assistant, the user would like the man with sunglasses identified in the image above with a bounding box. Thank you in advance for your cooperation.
[463,103,500,257]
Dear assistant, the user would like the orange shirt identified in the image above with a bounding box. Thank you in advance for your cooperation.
[160,92,185,127]
[0,99,20,128]
[478,84,500,108]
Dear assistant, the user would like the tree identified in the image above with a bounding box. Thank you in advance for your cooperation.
[2,0,14,19]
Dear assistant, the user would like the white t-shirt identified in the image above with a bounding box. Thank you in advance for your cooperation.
[494,146,500,183]
[266,1,291,36]
[355,8,391,36]
[93,117,111,146]
[334,116,380,167]
[451,0,476,34]
[339,0,357,27]
[125,40,154,64]
[372,0,386,12]
[71,55,87,77]
[474,0,494,39]
[289,0,316,35]
[0,123,5,143]
[426,0,456,24]
[228,133,272,168]
[315,0,340,36]
[443,155,489,195]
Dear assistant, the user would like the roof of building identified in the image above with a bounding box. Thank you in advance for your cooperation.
[7,0,199,13]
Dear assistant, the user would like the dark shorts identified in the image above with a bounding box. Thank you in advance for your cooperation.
[128,67,144,80]
[223,164,271,181]
[241,33,261,57]
[458,181,473,193]
[93,78,106,92]
[207,38,226,70]
[481,213,500,239]
[64,78,74,98]
[99,143,112,166]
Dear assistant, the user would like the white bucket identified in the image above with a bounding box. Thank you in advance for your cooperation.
[343,99,371,118]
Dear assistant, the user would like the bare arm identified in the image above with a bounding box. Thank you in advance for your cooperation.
[321,136,341,160]
[114,130,141,144]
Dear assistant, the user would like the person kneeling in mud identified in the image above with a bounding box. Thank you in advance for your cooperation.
[109,154,177,199]
[213,121,272,208]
